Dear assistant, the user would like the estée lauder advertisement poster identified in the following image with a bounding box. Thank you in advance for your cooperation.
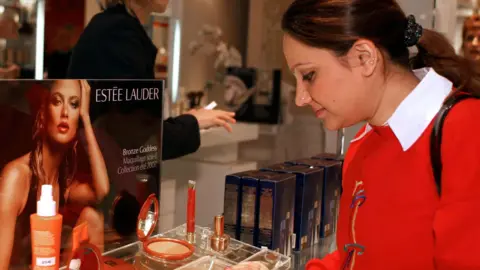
[0,79,164,269]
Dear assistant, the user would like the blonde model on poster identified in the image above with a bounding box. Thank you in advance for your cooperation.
[0,80,109,269]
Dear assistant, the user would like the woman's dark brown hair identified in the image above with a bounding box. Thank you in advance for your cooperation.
[282,0,480,95]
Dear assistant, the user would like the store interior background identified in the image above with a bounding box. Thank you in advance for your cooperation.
[0,0,473,230]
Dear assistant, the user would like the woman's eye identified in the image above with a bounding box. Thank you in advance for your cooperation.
[70,101,79,109]
[302,71,315,82]
[51,97,61,106]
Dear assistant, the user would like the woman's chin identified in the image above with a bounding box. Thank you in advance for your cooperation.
[48,135,75,148]
[322,119,343,131]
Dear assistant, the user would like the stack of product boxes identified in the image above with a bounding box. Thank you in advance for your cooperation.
[224,170,296,256]
[223,153,343,255]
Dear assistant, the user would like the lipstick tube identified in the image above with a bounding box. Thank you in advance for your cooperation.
[187,180,196,243]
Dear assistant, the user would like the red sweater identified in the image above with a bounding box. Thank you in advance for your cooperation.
[307,69,480,270]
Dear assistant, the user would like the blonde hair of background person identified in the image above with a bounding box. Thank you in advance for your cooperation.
[102,0,169,23]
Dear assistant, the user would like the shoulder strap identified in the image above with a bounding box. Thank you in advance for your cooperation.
[430,93,473,196]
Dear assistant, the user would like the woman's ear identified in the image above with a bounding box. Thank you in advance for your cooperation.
[347,39,379,77]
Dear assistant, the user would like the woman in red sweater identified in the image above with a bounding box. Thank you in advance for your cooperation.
[282,1,480,270]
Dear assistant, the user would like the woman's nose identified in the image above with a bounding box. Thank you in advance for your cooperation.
[61,105,68,117]
[295,88,311,107]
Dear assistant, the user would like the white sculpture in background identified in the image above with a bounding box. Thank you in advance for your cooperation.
[188,24,246,106]
[188,24,243,69]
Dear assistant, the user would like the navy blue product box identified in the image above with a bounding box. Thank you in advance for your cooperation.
[238,172,263,245]
[311,153,344,162]
[261,163,324,251]
[286,159,342,238]
[255,171,296,256]
[224,170,259,240]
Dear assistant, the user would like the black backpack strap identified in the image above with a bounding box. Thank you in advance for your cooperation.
[430,93,473,196]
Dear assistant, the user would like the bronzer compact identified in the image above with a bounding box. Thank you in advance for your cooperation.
[133,194,196,269]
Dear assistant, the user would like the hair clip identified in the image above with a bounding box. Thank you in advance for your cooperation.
[404,15,423,47]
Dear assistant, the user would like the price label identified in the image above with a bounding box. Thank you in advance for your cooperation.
[36,257,55,266]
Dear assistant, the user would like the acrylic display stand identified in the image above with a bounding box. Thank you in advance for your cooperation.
[102,224,291,269]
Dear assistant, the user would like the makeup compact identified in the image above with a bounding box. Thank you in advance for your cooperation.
[133,194,196,269]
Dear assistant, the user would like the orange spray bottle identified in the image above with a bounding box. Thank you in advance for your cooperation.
[30,184,63,269]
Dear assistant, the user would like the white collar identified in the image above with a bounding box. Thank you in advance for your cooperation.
[364,68,453,151]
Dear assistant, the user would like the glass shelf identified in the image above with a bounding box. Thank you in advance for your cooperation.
[103,224,293,269]
[98,223,337,269]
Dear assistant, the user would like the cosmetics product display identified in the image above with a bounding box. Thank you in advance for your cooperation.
[176,256,232,270]
[30,185,63,270]
[224,171,296,255]
[311,154,344,234]
[133,194,196,269]
[224,170,271,244]
[285,159,342,238]
[224,172,245,239]
[239,172,261,245]
[96,223,291,270]
[256,172,296,256]
[187,180,196,244]
[71,184,291,269]
[261,164,325,251]
[67,242,105,270]
[311,153,344,162]
[72,222,89,256]
[210,215,230,252]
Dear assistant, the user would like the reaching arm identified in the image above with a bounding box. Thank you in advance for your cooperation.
[0,163,29,270]
[433,99,480,270]
[162,114,201,160]
[69,81,109,204]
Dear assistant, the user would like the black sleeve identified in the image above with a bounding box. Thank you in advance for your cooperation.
[162,114,201,160]
[67,23,147,79]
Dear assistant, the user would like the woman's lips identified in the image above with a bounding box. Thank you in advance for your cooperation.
[315,108,327,118]
[57,122,69,133]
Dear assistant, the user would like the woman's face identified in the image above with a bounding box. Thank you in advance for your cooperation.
[463,16,480,61]
[283,34,378,130]
[45,80,81,145]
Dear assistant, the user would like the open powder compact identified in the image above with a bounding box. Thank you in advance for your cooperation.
[133,194,196,269]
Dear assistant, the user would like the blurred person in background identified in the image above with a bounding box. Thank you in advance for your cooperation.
[0,12,20,79]
[67,0,236,160]
[45,25,76,79]
[462,12,480,62]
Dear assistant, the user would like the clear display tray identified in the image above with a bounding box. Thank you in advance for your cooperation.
[102,224,292,269]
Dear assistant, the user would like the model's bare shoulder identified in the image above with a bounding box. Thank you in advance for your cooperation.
[0,154,32,215]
